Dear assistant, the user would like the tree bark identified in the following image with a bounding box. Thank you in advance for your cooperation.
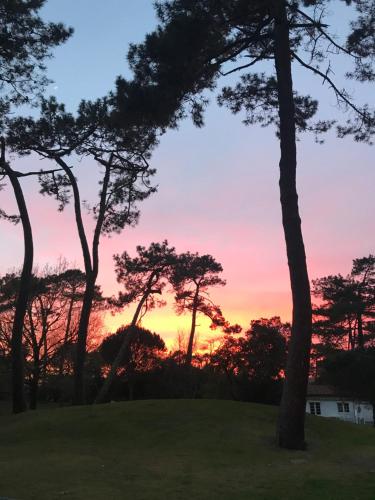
[272,2,312,450]
[1,141,33,414]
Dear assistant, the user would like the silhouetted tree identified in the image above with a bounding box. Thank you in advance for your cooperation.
[0,264,101,408]
[7,97,157,404]
[171,252,235,366]
[118,0,374,448]
[0,0,72,122]
[0,140,34,413]
[53,269,87,376]
[96,241,176,403]
[244,317,289,382]
[99,325,166,400]
[24,265,101,409]
[210,335,243,400]
[212,317,288,401]
[0,1,71,413]
[313,255,375,351]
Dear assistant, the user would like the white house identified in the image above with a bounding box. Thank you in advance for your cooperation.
[306,384,374,425]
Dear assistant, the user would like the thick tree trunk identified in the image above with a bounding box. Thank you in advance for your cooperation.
[186,287,199,366]
[273,2,312,450]
[2,142,33,414]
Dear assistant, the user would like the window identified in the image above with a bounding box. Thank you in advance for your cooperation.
[337,402,350,413]
[309,402,321,415]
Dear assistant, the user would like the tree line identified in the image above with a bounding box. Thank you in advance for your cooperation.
[0,244,239,407]
[0,0,373,451]
[1,252,373,416]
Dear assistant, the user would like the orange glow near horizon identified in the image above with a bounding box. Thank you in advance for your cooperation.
[102,290,293,351]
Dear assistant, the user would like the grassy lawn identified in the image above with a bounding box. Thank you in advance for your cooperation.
[0,399,375,499]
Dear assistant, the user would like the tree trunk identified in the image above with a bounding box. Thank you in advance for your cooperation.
[348,319,354,350]
[67,161,110,405]
[272,2,312,450]
[29,350,40,410]
[73,277,95,404]
[28,310,39,410]
[357,313,364,349]
[2,141,33,414]
[186,286,199,366]
[58,295,74,376]
[54,157,94,405]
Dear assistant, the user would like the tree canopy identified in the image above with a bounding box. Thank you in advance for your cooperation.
[0,0,72,122]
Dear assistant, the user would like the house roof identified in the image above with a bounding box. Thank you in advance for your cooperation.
[307,384,337,397]
[307,384,372,403]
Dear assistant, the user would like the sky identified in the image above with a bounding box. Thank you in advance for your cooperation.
[0,1,374,348]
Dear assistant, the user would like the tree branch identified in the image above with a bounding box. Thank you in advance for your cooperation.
[291,50,367,119]
[294,7,357,59]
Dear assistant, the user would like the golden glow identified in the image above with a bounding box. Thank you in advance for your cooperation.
[102,301,278,351]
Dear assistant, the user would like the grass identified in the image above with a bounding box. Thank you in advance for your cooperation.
[0,399,375,499]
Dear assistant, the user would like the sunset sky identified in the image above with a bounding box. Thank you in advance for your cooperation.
[0,0,374,348]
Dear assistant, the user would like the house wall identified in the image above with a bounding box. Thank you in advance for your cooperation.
[306,398,374,425]
[354,403,373,424]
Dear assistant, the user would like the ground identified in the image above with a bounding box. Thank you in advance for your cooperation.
[0,399,374,499]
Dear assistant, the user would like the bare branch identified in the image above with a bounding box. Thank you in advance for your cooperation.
[294,7,358,59]
[291,51,367,119]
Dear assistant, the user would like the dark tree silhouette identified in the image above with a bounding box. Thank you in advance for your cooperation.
[313,255,375,351]
[0,140,33,413]
[7,97,157,404]
[23,265,102,409]
[0,0,72,121]
[171,252,230,366]
[0,1,71,414]
[0,265,100,409]
[243,317,289,382]
[117,0,374,448]
[211,317,288,401]
[96,241,176,403]
[53,269,87,377]
[99,325,166,400]
[212,317,288,380]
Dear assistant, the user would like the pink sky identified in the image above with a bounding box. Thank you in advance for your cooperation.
[0,1,374,349]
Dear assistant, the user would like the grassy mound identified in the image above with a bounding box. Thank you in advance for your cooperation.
[0,399,375,499]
